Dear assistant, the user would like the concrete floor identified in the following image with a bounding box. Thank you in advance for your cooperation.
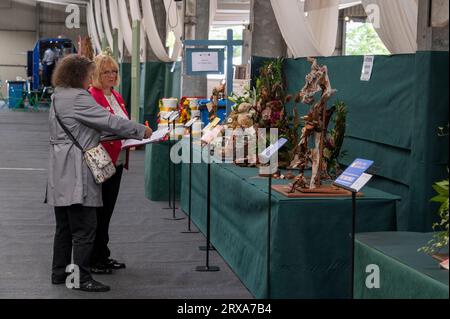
[0,110,253,299]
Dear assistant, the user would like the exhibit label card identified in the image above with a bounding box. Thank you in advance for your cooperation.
[162,111,175,121]
[361,55,374,81]
[201,125,223,145]
[334,158,374,192]
[185,117,199,128]
[350,173,373,192]
[259,138,288,162]
[168,111,180,122]
[202,117,220,132]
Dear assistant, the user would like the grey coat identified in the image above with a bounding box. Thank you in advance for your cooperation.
[46,88,146,207]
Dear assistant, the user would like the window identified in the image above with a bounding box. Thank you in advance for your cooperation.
[344,20,390,56]
[207,26,244,80]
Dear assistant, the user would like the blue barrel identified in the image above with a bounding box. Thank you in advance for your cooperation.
[7,81,26,109]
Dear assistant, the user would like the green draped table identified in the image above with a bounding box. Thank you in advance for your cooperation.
[180,156,399,298]
[145,141,181,201]
[355,232,449,299]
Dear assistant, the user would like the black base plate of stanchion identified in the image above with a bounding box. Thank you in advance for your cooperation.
[163,207,178,210]
[199,245,216,251]
[164,216,186,221]
[196,266,220,272]
[181,230,200,234]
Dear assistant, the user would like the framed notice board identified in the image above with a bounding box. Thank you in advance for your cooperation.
[186,48,225,76]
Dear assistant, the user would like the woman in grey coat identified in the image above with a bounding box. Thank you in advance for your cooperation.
[46,54,152,292]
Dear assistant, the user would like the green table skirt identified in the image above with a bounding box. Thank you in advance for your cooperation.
[181,159,399,298]
[355,232,449,299]
[145,141,181,201]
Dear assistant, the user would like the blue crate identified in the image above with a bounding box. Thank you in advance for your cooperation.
[7,81,26,109]
[199,99,228,125]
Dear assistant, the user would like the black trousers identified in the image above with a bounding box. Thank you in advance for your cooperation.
[52,205,97,283]
[43,63,54,87]
[91,165,123,265]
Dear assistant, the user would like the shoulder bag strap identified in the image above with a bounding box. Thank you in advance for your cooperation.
[52,96,85,153]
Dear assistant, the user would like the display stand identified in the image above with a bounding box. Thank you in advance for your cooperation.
[259,138,287,299]
[196,144,220,272]
[351,191,356,299]
[266,173,273,299]
[196,123,223,272]
[164,113,185,221]
[333,158,374,299]
[181,118,200,234]
[162,112,175,210]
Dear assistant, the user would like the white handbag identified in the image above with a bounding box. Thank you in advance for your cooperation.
[54,98,116,184]
[83,144,116,184]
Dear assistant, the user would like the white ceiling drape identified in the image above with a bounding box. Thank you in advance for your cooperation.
[108,0,124,60]
[141,0,173,62]
[164,0,184,61]
[86,0,183,62]
[94,0,104,45]
[270,0,339,58]
[87,0,102,53]
[129,0,147,62]
[362,0,418,54]
[117,0,133,55]
[101,0,113,49]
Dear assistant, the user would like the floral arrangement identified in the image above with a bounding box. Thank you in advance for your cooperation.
[225,58,297,167]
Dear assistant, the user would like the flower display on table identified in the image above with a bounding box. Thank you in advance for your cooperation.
[224,58,298,168]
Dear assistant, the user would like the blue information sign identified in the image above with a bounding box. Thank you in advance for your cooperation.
[334,158,374,191]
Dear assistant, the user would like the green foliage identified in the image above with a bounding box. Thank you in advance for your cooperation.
[256,58,285,101]
[419,179,449,255]
[345,22,390,56]
[228,86,255,108]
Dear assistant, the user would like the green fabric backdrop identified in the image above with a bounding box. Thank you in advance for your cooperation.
[252,52,449,232]
[120,61,181,128]
[355,232,449,299]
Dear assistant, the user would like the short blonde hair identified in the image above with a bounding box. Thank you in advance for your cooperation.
[91,54,120,89]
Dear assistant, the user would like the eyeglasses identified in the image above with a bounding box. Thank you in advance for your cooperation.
[102,70,118,76]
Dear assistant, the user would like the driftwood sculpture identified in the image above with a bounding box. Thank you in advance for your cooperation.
[290,58,337,192]
[207,82,226,122]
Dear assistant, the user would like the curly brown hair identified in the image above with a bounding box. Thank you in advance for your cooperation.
[52,54,95,88]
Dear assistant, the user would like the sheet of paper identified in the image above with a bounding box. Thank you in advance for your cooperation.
[361,55,374,81]
[121,127,170,149]
[192,51,219,72]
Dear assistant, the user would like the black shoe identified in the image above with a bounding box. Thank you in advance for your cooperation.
[107,258,126,270]
[90,263,113,275]
[73,279,110,292]
[51,275,67,285]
